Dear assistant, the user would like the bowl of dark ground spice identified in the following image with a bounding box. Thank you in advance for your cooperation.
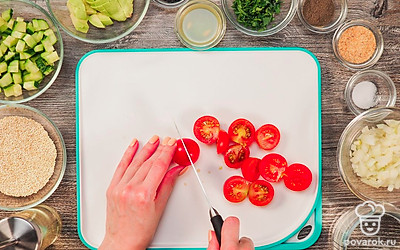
[333,19,383,70]
[297,0,347,33]
[153,0,188,8]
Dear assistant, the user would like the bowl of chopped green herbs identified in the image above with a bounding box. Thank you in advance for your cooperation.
[222,0,297,36]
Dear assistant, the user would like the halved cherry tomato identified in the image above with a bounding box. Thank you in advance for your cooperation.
[223,176,249,203]
[248,180,274,206]
[193,116,220,144]
[173,138,200,167]
[256,124,280,150]
[228,118,256,147]
[224,144,250,169]
[259,153,287,182]
[284,164,312,191]
[241,157,260,182]
[217,130,230,154]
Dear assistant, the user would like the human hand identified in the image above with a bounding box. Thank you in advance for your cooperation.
[207,217,254,250]
[99,136,186,250]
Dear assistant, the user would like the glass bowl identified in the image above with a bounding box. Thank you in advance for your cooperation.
[0,0,63,104]
[0,104,66,211]
[221,0,297,36]
[46,0,150,43]
[337,107,400,208]
[345,70,396,116]
[175,0,226,50]
[332,19,383,70]
[297,0,347,33]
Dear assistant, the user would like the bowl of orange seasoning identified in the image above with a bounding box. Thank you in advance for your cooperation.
[332,19,383,70]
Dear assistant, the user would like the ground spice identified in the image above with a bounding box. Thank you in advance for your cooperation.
[302,0,335,26]
[338,26,377,64]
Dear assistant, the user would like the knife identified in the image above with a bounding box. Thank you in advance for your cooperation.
[173,122,224,246]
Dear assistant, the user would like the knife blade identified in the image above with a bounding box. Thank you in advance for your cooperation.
[173,122,224,245]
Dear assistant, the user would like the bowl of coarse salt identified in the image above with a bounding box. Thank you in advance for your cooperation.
[345,70,396,116]
[0,104,66,211]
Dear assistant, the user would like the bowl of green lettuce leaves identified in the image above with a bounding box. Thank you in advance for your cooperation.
[221,0,297,36]
[47,0,150,43]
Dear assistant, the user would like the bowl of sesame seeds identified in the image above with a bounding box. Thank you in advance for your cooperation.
[0,104,66,211]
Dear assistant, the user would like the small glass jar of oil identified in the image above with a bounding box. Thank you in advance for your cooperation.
[175,0,226,50]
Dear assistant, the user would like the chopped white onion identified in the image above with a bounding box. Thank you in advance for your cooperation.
[350,120,400,191]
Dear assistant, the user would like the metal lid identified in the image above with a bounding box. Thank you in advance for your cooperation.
[0,217,39,250]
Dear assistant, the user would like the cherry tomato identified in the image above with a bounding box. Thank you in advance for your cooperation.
[217,130,230,154]
[248,180,274,206]
[224,144,250,169]
[259,153,287,182]
[241,157,260,182]
[193,116,220,144]
[256,124,280,150]
[228,118,256,147]
[284,164,312,191]
[223,176,249,203]
[173,138,200,167]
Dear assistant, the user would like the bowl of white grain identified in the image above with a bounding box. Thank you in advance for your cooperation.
[0,104,66,211]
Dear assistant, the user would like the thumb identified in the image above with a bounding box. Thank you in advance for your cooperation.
[207,230,219,250]
[155,165,185,213]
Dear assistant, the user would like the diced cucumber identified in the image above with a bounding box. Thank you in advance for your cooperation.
[32,31,44,43]
[35,57,47,71]
[16,17,23,22]
[1,9,12,22]
[7,18,14,29]
[44,29,57,45]
[26,22,34,35]
[23,71,43,82]
[4,51,15,61]
[19,52,33,60]
[16,40,25,53]
[23,34,37,48]
[0,61,7,74]
[41,51,59,64]
[3,35,17,47]
[23,81,39,90]
[43,65,54,76]
[0,72,12,87]
[4,83,22,97]
[8,60,19,73]
[0,43,7,54]
[12,72,22,85]
[0,17,7,32]
[19,60,25,70]
[11,30,24,39]
[34,44,43,52]
[42,37,54,52]
[24,59,40,73]
[32,19,49,31]
[13,21,26,33]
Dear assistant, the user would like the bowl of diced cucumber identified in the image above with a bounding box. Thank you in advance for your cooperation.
[0,0,63,104]
[46,0,150,43]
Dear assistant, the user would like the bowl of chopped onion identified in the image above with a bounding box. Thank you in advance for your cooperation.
[337,107,400,207]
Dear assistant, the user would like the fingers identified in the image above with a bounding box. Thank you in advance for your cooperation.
[207,231,219,250]
[144,138,177,192]
[239,237,254,249]
[154,165,185,214]
[119,135,160,185]
[109,139,139,188]
[221,216,240,248]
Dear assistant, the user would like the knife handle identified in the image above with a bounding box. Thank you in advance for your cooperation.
[211,214,224,246]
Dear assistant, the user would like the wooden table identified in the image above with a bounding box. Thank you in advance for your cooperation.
[1,0,399,249]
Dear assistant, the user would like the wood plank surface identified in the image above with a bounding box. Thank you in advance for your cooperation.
[1,0,400,249]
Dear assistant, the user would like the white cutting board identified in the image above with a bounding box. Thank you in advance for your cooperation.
[76,48,321,249]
